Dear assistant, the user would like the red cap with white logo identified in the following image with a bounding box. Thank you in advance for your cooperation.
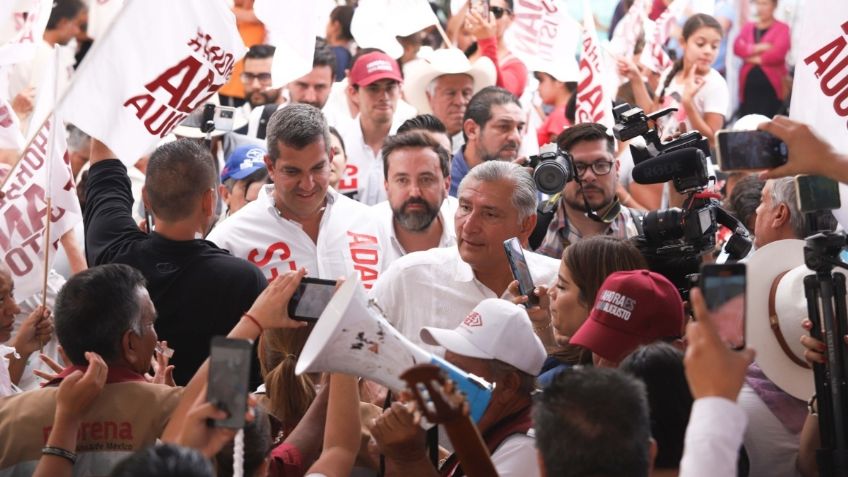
[420,298,546,376]
[348,51,403,87]
[570,270,684,363]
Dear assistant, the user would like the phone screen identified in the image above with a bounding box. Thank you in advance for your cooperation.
[795,175,841,212]
[700,264,746,350]
[207,337,252,428]
[716,130,788,171]
[213,106,236,132]
[288,278,337,321]
[469,0,489,16]
[503,238,538,307]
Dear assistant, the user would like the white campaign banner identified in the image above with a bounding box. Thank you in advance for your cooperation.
[790,8,848,226]
[60,0,246,165]
[0,114,81,300]
[575,0,614,130]
[255,0,319,89]
[504,0,580,82]
[608,0,645,59]
[0,0,52,66]
[0,98,24,150]
[351,0,438,60]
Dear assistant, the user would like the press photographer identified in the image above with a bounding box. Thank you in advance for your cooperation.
[528,123,642,259]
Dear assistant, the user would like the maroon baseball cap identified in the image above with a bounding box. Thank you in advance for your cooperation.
[570,270,684,363]
[349,51,403,87]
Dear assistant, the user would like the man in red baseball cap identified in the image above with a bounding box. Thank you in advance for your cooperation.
[570,269,685,367]
[338,50,404,204]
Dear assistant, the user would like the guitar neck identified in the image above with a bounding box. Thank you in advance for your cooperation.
[441,417,498,477]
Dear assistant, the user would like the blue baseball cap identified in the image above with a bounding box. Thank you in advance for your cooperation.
[221,145,267,182]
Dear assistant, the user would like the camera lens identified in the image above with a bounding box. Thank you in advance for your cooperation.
[643,208,684,242]
[533,160,568,195]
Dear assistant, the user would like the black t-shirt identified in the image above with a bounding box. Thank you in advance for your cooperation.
[85,160,267,386]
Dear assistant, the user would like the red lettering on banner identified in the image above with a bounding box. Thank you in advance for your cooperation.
[43,421,134,444]
[338,164,358,192]
[803,21,848,122]
[247,242,297,281]
[0,105,13,128]
[123,30,236,137]
[346,231,379,287]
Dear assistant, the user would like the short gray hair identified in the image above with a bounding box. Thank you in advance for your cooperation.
[769,177,805,239]
[265,104,331,163]
[458,161,537,222]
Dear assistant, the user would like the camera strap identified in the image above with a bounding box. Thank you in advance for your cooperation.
[585,195,622,224]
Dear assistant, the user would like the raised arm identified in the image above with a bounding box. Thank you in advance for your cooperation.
[305,374,362,477]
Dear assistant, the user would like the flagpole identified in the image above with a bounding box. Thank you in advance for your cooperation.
[434,21,453,49]
[0,0,134,193]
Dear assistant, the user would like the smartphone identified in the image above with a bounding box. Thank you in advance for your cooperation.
[795,175,841,212]
[213,106,237,132]
[503,237,538,307]
[287,277,338,322]
[207,337,253,428]
[715,130,788,171]
[700,263,746,350]
[469,0,489,16]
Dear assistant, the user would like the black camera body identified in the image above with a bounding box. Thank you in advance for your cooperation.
[612,103,751,261]
[527,143,574,195]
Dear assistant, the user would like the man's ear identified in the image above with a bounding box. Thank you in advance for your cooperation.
[218,184,231,206]
[518,213,538,244]
[264,153,274,173]
[141,185,151,211]
[496,371,522,403]
[201,188,215,218]
[122,329,141,369]
[648,437,658,474]
[463,118,479,142]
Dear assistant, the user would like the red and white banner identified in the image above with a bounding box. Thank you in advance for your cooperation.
[0,98,24,150]
[575,0,614,130]
[639,9,674,74]
[608,0,645,59]
[86,0,125,40]
[790,9,848,226]
[60,0,246,165]
[255,0,319,88]
[0,0,52,66]
[0,114,81,300]
[504,0,580,82]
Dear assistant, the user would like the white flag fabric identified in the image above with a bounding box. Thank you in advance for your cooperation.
[0,97,24,150]
[789,6,848,227]
[86,0,125,40]
[575,0,614,130]
[608,0,645,58]
[0,113,81,300]
[639,10,674,74]
[351,0,438,60]
[0,0,52,66]
[60,0,246,165]
[504,0,580,82]
[255,0,319,89]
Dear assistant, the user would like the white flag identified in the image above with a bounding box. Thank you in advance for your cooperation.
[0,113,81,300]
[60,0,246,165]
[639,10,674,74]
[608,0,645,58]
[790,7,848,227]
[0,98,24,151]
[504,0,580,82]
[351,0,438,60]
[86,0,125,40]
[255,0,319,89]
[0,0,52,66]
[575,0,614,130]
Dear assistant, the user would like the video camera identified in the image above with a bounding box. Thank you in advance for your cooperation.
[612,103,751,261]
[526,143,574,195]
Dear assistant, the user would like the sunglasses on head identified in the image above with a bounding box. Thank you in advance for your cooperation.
[489,6,512,19]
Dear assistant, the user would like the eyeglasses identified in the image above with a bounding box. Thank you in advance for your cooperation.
[240,72,272,84]
[489,6,512,19]
[574,160,614,178]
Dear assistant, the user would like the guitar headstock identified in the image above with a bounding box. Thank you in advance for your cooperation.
[400,364,469,424]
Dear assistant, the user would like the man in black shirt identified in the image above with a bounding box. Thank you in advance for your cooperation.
[84,138,266,385]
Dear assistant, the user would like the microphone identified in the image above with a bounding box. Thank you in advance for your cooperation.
[631,148,707,185]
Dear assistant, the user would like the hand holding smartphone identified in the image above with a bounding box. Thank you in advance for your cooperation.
[700,264,746,350]
[503,238,538,307]
[287,277,338,321]
[469,0,490,17]
[716,130,788,171]
[207,337,253,428]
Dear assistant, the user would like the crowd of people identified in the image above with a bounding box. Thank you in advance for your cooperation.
[1,0,846,476]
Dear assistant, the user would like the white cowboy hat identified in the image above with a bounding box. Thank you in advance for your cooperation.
[746,239,817,400]
[403,48,496,115]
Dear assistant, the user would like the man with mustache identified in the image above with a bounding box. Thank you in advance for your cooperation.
[449,86,524,196]
[533,123,641,259]
[371,131,457,268]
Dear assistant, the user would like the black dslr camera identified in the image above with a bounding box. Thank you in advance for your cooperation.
[612,103,751,261]
[526,143,574,195]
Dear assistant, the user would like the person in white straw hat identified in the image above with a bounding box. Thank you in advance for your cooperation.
[741,239,816,476]
[370,298,544,477]
[403,49,496,152]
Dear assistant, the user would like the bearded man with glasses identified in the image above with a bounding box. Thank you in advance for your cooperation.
[532,123,642,259]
